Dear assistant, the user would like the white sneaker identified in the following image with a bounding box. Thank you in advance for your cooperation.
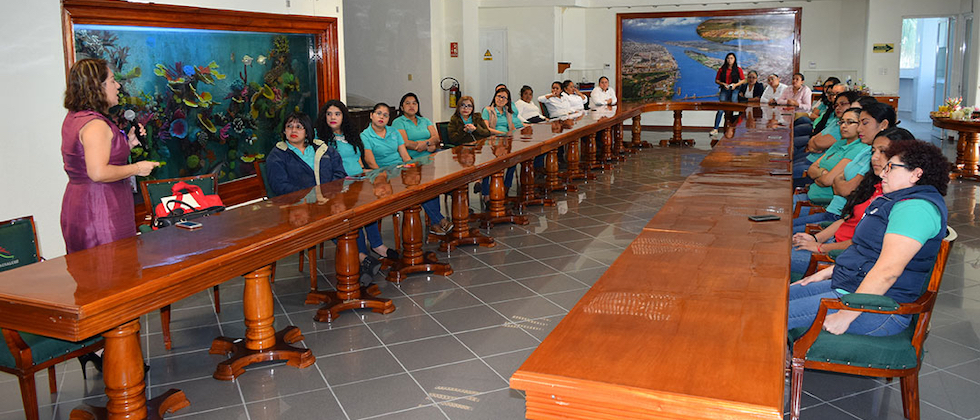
[709,129,719,137]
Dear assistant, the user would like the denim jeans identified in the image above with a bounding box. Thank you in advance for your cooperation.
[792,211,839,233]
[420,197,444,225]
[790,238,835,275]
[787,280,911,336]
[714,88,737,129]
[332,221,383,257]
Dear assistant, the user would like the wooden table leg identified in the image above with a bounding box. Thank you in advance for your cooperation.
[387,204,454,283]
[210,265,315,380]
[306,230,394,322]
[612,125,628,161]
[514,161,555,212]
[584,133,604,171]
[440,187,496,252]
[70,320,189,420]
[631,114,653,148]
[619,124,638,155]
[600,130,615,169]
[474,170,529,229]
[953,130,980,180]
[543,149,577,193]
[564,135,594,181]
[661,110,695,147]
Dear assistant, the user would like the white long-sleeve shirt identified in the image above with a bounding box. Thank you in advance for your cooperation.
[760,83,789,105]
[537,94,571,117]
[515,99,544,123]
[566,93,586,111]
[589,87,617,108]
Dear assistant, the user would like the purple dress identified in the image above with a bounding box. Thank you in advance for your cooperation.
[61,111,136,254]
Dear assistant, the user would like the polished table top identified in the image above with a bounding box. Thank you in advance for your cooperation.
[0,101,750,341]
[510,105,793,419]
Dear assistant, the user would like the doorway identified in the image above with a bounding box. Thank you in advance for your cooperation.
[899,17,953,141]
[479,28,508,108]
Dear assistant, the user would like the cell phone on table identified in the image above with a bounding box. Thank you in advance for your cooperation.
[175,220,203,230]
[748,214,781,222]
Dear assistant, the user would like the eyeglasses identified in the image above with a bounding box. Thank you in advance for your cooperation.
[883,162,910,172]
[284,124,305,130]
[460,104,473,109]
[835,101,851,108]
[495,95,508,100]
[838,120,859,126]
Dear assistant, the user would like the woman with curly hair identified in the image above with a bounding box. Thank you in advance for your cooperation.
[61,58,159,253]
[788,139,950,336]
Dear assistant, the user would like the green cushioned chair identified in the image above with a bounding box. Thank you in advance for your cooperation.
[788,226,957,420]
[139,174,221,350]
[0,216,104,420]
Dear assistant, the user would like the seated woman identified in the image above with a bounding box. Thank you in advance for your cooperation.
[790,125,911,275]
[266,111,346,197]
[793,104,876,226]
[391,93,439,159]
[446,96,491,146]
[792,91,862,187]
[562,80,588,112]
[317,99,398,272]
[776,72,812,111]
[590,76,618,108]
[788,139,949,336]
[538,81,572,117]
[760,74,788,105]
[515,86,546,123]
[736,71,764,102]
[479,87,523,199]
[795,78,842,143]
[362,102,453,235]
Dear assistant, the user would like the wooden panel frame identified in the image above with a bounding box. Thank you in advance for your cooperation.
[616,7,801,102]
[61,0,341,111]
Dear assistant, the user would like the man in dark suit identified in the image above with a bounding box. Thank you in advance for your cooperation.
[737,70,765,103]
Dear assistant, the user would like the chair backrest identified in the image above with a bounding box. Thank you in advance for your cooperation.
[139,174,219,223]
[436,122,451,149]
[910,226,957,355]
[252,159,272,198]
[539,102,550,119]
[0,216,40,273]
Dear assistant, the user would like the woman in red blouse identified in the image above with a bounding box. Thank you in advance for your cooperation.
[711,52,745,137]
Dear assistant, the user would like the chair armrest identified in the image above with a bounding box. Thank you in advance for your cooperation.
[792,292,935,359]
[804,224,822,235]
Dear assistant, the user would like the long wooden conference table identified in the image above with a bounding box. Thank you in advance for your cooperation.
[510,105,794,419]
[0,100,756,419]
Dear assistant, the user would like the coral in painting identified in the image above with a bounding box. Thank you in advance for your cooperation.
[74,29,315,182]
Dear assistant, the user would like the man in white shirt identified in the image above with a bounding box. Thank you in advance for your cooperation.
[538,81,572,117]
[515,85,546,123]
[760,74,789,105]
[589,76,617,108]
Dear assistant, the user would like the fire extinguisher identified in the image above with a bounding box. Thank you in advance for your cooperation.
[441,77,461,109]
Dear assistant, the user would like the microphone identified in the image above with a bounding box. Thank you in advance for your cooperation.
[123,109,145,147]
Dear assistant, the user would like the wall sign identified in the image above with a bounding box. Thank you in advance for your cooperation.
[873,43,895,53]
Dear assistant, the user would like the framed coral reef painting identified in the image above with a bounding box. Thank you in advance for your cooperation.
[616,8,800,102]
[62,0,340,183]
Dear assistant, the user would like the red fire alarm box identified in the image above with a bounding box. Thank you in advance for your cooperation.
[450,42,458,58]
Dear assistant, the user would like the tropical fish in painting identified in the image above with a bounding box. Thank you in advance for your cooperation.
[257,55,267,65]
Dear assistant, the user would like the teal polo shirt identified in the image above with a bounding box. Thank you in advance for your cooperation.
[481,107,523,133]
[287,143,315,170]
[391,115,435,159]
[361,126,405,168]
[808,138,870,203]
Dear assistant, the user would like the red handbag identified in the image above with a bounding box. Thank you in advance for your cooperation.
[153,181,225,229]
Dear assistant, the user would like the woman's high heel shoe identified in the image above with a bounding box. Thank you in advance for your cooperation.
[78,352,150,379]
[78,352,102,379]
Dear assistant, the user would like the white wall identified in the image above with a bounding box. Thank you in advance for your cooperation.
[0,0,344,258]
[865,0,966,94]
[477,7,558,109]
[343,0,433,116]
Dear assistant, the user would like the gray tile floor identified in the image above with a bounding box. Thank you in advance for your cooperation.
[3,131,980,420]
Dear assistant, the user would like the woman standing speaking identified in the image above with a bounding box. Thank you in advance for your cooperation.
[710,52,745,137]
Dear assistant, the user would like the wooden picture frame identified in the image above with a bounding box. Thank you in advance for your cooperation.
[616,8,801,102]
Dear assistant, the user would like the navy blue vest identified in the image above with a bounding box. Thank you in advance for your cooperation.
[830,185,948,303]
